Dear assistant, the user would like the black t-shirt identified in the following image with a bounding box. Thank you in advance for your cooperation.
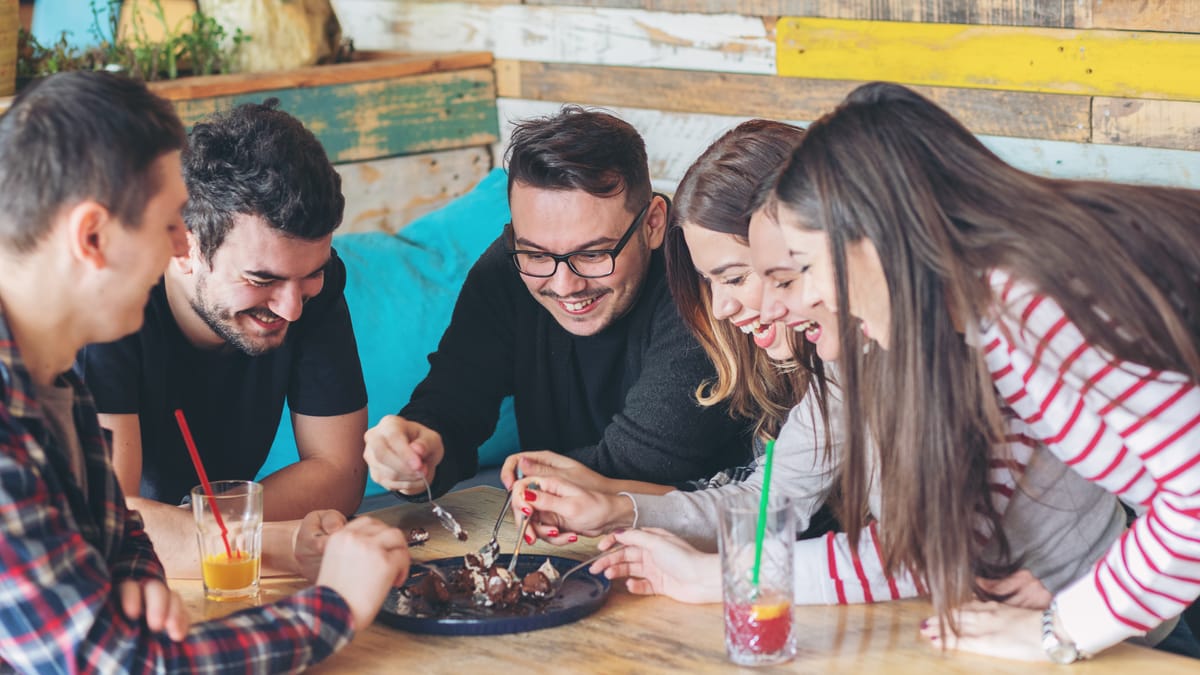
[78,251,367,505]
[402,237,753,497]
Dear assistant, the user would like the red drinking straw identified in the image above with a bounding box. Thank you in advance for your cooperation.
[174,408,234,559]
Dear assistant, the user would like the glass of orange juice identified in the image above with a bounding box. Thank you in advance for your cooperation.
[718,496,796,666]
[191,480,263,601]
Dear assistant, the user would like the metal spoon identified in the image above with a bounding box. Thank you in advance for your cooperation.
[545,544,627,598]
[477,488,513,567]
[393,473,467,541]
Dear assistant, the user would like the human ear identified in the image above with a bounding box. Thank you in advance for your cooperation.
[644,194,670,250]
[65,201,114,270]
[171,231,201,275]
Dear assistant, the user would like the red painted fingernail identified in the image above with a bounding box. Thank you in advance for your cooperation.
[524,532,535,544]
[548,529,559,537]
[524,489,537,502]
[521,506,531,516]
[612,528,625,534]
[568,534,578,543]
[920,620,928,630]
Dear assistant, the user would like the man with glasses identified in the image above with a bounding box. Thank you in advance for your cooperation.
[364,106,751,501]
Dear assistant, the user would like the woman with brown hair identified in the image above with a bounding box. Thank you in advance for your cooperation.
[768,81,1200,660]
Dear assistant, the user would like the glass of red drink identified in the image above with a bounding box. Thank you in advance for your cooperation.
[718,497,796,666]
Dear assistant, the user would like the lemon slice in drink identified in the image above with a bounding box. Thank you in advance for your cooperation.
[749,601,790,622]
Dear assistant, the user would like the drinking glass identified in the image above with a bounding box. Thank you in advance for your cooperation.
[191,479,263,601]
[718,496,796,666]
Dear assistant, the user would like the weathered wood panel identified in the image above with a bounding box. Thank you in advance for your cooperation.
[498,97,1200,191]
[173,67,499,163]
[496,59,1090,142]
[337,147,492,234]
[524,0,1086,28]
[1089,0,1200,32]
[1093,98,1200,151]
[777,17,1200,101]
[149,51,493,101]
[333,1,776,74]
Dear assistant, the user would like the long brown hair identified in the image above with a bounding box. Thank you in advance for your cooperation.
[773,81,1200,631]
[664,119,821,441]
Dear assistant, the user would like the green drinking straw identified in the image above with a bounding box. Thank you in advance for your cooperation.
[751,438,777,587]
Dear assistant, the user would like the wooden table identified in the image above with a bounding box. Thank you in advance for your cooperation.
[173,487,1195,673]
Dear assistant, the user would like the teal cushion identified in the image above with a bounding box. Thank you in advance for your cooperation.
[257,168,518,496]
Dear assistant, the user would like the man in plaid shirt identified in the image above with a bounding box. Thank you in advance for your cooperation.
[0,72,409,673]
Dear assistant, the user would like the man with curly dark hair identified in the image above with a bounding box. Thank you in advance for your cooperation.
[79,100,368,581]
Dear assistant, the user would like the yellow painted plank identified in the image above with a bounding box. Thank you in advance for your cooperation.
[495,59,1090,142]
[777,17,1200,101]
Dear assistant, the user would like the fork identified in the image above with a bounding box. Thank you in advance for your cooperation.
[393,474,467,541]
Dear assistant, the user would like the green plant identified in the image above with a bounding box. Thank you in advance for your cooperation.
[16,0,252,87]
[179,11,251,77]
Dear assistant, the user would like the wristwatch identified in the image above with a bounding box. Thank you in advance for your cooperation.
[1041,600,1087,664]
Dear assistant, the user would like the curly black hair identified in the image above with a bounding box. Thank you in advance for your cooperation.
[182,98,344,262]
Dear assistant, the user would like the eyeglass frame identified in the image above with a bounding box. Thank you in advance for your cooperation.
[504,192,666,279]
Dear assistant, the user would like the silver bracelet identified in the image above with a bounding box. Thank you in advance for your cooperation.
[616,491,639,529]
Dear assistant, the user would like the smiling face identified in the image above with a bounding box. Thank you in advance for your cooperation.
[509,182,665,337]
[682,222,792,360]
[747,209,841,361]
[183,213,331,355]
[768,203,891,350]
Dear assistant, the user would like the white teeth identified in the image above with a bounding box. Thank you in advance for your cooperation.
[738,324,754,334]
[563,298,596,312]
[792,320,816,333]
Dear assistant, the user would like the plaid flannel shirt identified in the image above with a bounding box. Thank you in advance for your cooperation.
[0,307,355,674]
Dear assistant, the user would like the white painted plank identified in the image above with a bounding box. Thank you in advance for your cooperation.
[336,146,493,234]
[333,0,775,75]
[497,98,1200,191]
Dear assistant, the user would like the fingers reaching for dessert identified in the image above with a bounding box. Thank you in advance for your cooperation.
[509,475,625,540]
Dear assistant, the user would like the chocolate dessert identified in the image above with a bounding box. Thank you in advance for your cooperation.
[520,559,561,600]
[403,554,564,614]
[406,527,430,546]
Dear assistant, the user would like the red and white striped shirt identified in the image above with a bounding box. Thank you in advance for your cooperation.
[793,416,1120,606]
[981,269,1200,655]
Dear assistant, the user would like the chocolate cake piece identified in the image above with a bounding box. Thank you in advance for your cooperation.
[521,559,561,600]
[404,568,451,610]
[406,527,430,546]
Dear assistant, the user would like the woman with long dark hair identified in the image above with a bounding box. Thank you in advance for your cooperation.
[768,81,1200,660]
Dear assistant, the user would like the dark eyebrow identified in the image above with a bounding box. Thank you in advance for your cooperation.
[513,235,618,251]
[245,256,330,281]
[762,265,799,277]
[707,262,751,276]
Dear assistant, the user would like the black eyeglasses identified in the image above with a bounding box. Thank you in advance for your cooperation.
[506,195,661,279]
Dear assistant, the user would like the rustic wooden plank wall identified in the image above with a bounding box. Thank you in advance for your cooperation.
[334,0,1200,193]
[160,53,500,233]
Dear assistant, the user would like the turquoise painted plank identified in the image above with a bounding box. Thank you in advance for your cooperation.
[176,69,500,162]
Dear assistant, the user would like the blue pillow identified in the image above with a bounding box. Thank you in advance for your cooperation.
[257,168,518,496]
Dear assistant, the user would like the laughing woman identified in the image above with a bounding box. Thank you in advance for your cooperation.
[768,81,1200,660]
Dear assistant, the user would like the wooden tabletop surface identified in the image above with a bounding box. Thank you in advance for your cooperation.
[171,486,1195,673]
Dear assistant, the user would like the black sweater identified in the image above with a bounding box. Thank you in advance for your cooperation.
[402,237,752,497]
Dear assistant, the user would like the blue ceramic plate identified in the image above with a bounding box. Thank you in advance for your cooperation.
[376,554,611,636]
